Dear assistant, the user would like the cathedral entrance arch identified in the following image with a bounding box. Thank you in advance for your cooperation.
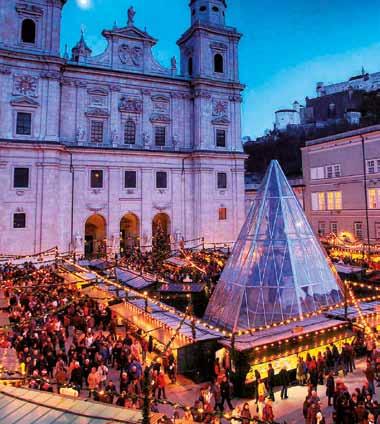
[120,213,140,253]
[152,213,170,238]
[84,214,107,257]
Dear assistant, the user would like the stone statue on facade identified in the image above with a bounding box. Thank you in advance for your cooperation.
[76,127,86,144]
[111,129,119,145]
[172,134,179,150]
[171,56,177,76]
[142,132,151,148]
[127,6,136,26]
[111,232,120,256]
[74,232,83,253]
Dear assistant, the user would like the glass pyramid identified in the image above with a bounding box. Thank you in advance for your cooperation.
[204,160,343,331]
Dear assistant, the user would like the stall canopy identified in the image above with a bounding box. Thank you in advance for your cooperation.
[165,256,188,268]
[115,267,156,290]
[0,385,162,423]
[204,160,343,331]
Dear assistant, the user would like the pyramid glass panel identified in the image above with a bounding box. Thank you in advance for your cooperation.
[204,160,343,331]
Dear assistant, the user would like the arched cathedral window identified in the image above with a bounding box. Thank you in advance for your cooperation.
[124,119,136,144]
[21,19,36,44]
[214,54,224,73]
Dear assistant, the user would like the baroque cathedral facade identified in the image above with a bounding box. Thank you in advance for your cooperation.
[0,0,246,256]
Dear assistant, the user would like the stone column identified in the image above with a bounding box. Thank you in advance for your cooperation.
[74,80,87,145]
[0,67,12,138]
[41,71,61,142]
[141,89,152,149]
[110,85,121,147]
[108,166,121,256]
[141,167,153,249]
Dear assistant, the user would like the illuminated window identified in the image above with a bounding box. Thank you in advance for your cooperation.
[335,191,342,209]
[318,192,325,210]
[219,207,227,220]
[368,188,380,209]
[327,191,342,210]
[90,170,103,188]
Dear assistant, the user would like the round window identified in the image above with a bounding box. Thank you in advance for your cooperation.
[212,6,219,12]
[200,6,207,12]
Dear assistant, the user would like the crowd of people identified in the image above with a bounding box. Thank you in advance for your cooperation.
[0,262,232,423]
[120,246,227,287]
[1,261,380,424]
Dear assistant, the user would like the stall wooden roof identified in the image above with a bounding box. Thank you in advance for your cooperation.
[0,385,162,423]
[219,315,349,352]
[115,267,156,290]
[82,285,222,350]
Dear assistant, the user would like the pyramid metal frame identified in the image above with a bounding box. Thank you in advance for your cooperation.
[204,160,343,331]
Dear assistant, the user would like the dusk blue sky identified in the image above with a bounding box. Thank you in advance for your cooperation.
[62,0,380,138]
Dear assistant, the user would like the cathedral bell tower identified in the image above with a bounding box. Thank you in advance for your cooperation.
[190,0,226,26]
[177,0,240,83]
[177,0,243,152]
[0,0,66,56]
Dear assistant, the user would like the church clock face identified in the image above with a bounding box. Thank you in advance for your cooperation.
[14,76,38,97]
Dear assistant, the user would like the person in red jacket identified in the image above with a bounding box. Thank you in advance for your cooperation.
[157,370,167,399]
[262,399,275,422]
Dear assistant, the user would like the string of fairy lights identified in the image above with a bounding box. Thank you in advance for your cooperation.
[3,250,380,422]
[3,249,380,341]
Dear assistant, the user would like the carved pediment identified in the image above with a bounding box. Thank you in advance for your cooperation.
[150,113,171,123]
[16,3,43,16]
[153,203,170,211]
[86,203,106,212]
[211,116,231,125]
[151,95,170,103]
[10,96,39,108]
[210,42,228,51]
[88,88,109,96]
[85,108,109,118]
[103,26,157,45]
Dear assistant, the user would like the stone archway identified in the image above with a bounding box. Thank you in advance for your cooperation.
[120,213,140,253]
[84,214,107,257]
[152,213,171,238]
